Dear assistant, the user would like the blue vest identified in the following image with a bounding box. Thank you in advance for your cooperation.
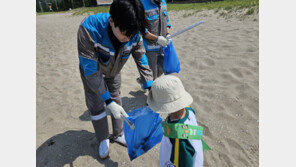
[80,13,145,77]
[141,0,170,51]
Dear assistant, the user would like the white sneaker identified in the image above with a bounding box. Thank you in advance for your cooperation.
[112,135,127,147]
[98,139,109,159]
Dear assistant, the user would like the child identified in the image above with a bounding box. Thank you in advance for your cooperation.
[147,75,207,167]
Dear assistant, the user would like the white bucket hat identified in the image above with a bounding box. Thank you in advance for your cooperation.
[147,75,193,114]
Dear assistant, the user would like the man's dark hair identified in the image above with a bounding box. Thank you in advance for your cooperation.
[110,0,147,38]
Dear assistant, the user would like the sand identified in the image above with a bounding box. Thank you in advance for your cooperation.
[37,9,259,167]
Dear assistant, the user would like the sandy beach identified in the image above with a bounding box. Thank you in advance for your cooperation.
[37,9,258,167]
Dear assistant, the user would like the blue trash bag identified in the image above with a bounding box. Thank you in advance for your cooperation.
[123,106,163,161]
[163,40,181,75]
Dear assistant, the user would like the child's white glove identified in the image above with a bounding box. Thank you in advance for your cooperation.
[156,36,170,47]
[106,101,128,119]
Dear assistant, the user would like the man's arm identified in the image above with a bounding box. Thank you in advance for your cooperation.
[78,25,127,119]
[131,35,154,89]
[144,30,158,42]
[78,25,110,102]
[144,27,170,47]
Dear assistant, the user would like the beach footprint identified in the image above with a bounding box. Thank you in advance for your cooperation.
[202,57,215,66]
[229,68,243,78]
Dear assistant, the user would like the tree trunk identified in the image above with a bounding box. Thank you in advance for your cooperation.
[39,1,44,12]
[54,0,58,11]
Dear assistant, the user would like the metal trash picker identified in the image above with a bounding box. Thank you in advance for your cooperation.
[167,20,204,39]
[121,113,135,130]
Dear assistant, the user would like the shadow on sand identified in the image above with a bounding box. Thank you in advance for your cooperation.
[36,130,118,167]
[78,90,148,122]
[122,90,148,112]
[37,90,148,166]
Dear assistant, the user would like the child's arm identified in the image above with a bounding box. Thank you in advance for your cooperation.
[159,137,173,167]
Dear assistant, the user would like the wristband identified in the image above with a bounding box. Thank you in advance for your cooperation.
[105,99,113,106]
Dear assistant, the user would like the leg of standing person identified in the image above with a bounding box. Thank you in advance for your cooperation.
[146,51,160,80]
[157,50,164,78]
[79,66,109,142]
[104,73,127,146]
[136,51,157,88]
[146,50,164,80]
[104,73,123,137]
[77,24,110,143]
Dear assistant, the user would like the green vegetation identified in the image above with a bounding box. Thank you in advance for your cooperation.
[71,6,110,16]
[37,0,259,17]
[36,0,97,13]
[246,7,255,15]
[36,10,68,16]
[167,0,258,11]
[183,11,199,17]
[220,11,227,17]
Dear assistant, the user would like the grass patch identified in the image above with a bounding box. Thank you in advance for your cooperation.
[71,6,110,16]
[246,7,255,15]
[167,0,258,12]
[239,15,247,21]
[219,11,227,18]
[183,12,194,18]
[214,8,220,13]
[37,11,65,15]
[183,9,201,18]
[37,0,259,16]
[224,6,233,11]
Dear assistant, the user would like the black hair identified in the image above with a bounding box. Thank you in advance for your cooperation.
[110,0,148,38]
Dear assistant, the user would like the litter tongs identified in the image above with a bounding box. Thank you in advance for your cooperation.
[121,113,135,130]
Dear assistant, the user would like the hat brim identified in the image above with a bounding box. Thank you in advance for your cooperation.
[147,91,193,114]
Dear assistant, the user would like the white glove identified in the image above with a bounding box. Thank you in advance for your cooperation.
[166,34,172,40]
[156,36,170,47]
[106,101,128,119]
